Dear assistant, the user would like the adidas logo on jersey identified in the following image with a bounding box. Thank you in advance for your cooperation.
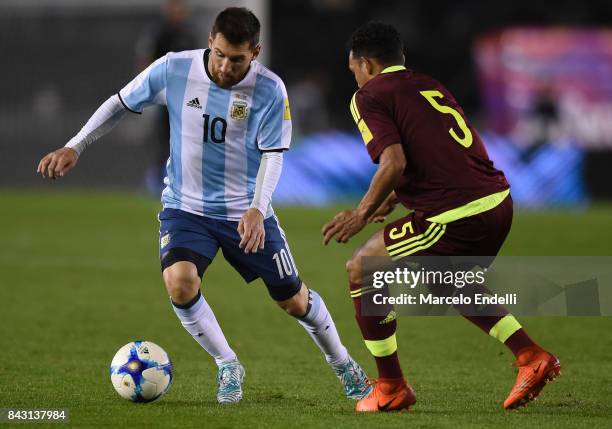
[186,97,202,109]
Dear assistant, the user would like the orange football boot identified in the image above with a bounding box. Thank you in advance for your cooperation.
[355,378,416,412]
[504,346,561,409]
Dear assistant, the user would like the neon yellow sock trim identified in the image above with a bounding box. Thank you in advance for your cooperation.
[364,334,397,357]
[488,314,522,343]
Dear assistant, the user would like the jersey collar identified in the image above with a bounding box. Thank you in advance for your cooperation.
[381,65,407,74]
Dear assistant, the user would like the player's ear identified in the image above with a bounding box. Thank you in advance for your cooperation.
[208,33,214,49]
[363,57,375,77]
[251,44,261,61]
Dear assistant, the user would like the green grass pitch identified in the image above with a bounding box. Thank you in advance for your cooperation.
[1,191,611,428]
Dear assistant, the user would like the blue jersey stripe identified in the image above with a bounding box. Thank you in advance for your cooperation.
[165,58,193,205]
[245,74,279,203]
[202,85,232,217]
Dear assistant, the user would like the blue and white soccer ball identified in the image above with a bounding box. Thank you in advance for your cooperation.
[109,341,173,403]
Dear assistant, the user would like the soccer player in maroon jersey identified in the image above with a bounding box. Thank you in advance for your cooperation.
[322,22,560,412]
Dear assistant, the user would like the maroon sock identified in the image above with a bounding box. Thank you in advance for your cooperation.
[374,352,403,379]
[464,315,537,357]
[463,315,500,333]
[350,282,403,379]
[504,329,537,357]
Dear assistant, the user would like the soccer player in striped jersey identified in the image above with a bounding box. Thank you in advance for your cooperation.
[322,22,560,412]
[37,7,370,404]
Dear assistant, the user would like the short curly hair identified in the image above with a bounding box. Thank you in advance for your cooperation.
[348,21,404,65]
[212,7,260,48]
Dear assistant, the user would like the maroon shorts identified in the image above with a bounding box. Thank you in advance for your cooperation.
[383,195,513,262]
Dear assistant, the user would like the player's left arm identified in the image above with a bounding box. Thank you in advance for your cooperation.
[323,144,406,244]
[238,82,291,253]
[238,151,284,253]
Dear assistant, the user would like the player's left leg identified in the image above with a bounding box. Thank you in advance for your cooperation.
[458,196,561,409]
[217,215,371,400]
[384,196,560,410]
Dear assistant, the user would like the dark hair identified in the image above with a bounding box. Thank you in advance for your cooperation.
[211,7,260,48]
[348,21,404,65]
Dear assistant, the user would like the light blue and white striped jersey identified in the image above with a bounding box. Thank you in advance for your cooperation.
[118,49,291,220]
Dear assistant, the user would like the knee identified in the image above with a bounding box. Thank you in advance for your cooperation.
[345,255,362,284]
[277,283,309,317]
[163,262,200,304]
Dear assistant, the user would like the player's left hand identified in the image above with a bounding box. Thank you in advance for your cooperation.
[238,208,265,254]
[322,209,367,245]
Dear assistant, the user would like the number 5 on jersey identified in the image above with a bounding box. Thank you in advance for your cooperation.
[420,90,473,148]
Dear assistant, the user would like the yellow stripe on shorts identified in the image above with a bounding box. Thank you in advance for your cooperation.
[387,223,445,256]
[388,224,446,260]
[386,222,438,252]
[350,286,377,298]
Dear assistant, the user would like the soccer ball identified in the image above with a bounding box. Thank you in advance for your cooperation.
[109,341,173,403]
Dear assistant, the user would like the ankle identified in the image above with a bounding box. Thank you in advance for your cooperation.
[376,377,407,393]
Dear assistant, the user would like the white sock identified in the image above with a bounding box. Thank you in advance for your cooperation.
[296,289,349,368]
[172,291,237,366]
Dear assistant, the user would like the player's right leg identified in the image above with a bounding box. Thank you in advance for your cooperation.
[159,208,244,404]
[345,229,416,412]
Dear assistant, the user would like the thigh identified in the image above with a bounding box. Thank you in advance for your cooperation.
[348,228,391,285]
[158,208,220,273]
[353,228,389,258]
[215,215,301,301]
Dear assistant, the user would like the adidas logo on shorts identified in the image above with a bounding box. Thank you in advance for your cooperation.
[186,97,202,109]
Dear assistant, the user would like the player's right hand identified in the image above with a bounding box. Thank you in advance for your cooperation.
[37,147,79,179]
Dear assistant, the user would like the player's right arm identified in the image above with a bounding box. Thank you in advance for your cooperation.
[351,88,405,220]
[37,94,127,178]
[37,55,169,179]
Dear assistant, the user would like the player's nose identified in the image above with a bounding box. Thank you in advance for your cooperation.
[219,59,231,74]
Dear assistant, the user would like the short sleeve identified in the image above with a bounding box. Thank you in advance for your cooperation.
[352,90,401,163]
[257,82,292,151]
[118,55,168,113]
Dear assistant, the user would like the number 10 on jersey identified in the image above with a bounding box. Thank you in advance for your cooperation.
[203,114,227,144]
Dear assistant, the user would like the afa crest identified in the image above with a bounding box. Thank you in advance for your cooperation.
[230,99,249,120]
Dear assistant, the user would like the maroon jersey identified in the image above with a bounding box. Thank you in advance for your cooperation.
[351,66,509,217]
